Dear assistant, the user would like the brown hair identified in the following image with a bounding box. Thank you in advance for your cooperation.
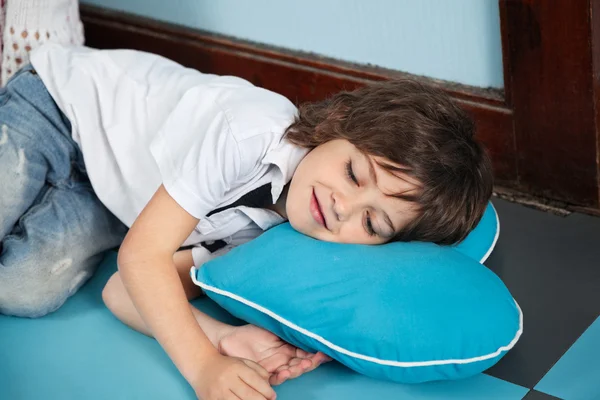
[285,79,493,245]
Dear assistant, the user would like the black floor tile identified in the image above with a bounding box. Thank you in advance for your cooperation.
[522,389,563,400]
[483,198,600,388]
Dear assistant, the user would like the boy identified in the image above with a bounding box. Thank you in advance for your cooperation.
[0,44,492,399]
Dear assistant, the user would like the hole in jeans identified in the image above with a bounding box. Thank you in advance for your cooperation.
[16,148,26,174]
[0,125,8,145]
[50,258,73,275]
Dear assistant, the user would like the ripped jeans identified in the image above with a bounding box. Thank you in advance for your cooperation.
[0,65,127,318]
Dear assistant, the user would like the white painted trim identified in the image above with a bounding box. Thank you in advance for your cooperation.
[191,267,523,368]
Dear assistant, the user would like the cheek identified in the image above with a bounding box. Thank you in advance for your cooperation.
[285,181,310,227]
[285,195,302,225]
[336,221,378,244]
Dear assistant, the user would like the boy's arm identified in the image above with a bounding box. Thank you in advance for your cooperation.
[103,249,211,338]
[105,248,330,386]
[117,185,276,400]
[172,249,204,299]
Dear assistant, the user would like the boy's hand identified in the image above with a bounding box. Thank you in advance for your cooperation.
[218,324,332,385]
[194,353,276,400]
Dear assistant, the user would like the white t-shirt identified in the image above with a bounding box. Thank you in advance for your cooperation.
[30,44,308,266]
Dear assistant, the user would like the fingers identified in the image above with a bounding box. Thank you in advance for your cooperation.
[230,381,272,400]
[269,360,306,386]
[270,352,332,386]
[287,357,313,375]
[259,353,292,373]
[270,373,287,386]
[239,366,277,400]
[242,359,271,381]
[303,352,332,373]
[270,365,291,386]
[294,348,311,358]
[290,362,312,378]
[259,349,324,374]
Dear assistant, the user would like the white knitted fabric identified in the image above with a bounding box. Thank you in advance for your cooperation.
[0,1,6,74]
[1,0,84,86]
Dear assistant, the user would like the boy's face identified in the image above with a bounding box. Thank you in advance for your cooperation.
[286,139,420,245]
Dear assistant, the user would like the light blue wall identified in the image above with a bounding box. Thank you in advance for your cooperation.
[81,0,504,88]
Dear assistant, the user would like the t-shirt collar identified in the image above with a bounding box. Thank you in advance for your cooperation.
[261,137,309,203]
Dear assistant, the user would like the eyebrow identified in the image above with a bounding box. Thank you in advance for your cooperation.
[365,154,378,185]
[364,154,396,235]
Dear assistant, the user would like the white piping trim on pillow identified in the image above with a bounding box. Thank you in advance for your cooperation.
[479,202,501,264]
[191,268,523,368]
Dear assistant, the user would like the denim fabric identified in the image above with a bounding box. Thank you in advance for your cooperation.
[0,66,127,318]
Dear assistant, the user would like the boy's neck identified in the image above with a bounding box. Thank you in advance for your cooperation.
[266,184,289,220]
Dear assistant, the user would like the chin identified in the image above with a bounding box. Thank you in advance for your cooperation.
[286,214,319,240]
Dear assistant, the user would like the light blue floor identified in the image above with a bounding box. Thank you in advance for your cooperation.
[535,316,600,400]
[0,252,529,400]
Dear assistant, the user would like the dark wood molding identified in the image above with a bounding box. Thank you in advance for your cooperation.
[79,2,600,210]
[593,0,600,207]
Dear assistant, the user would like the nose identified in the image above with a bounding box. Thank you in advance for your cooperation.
[332,191,352,221]
[333,188,379,223]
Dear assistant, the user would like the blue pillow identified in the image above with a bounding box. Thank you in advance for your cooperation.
[453,202,500,263]
[191,201,522,383]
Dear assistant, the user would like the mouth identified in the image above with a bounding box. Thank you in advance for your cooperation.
[310,188,328,229]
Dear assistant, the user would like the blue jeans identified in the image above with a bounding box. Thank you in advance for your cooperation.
[0,66,127,318]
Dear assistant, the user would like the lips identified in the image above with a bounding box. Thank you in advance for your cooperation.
[310,188,327,229]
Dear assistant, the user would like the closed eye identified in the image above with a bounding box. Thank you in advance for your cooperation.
[345,160,358,185]
[365,212,377,236]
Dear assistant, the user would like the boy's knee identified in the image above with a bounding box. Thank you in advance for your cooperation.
[0,273,61,318]
[0,294,55,318]
[0,255,90,318]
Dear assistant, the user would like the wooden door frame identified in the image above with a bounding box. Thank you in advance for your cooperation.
[499,0,600,209]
